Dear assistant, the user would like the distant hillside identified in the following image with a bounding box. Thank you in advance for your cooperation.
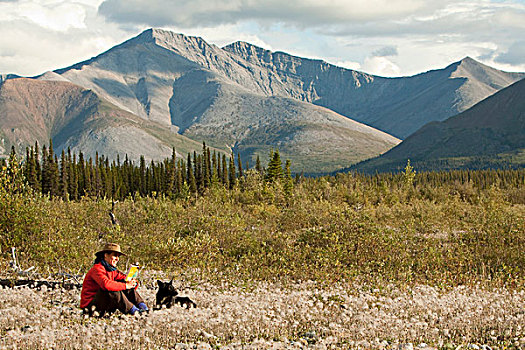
[349,78,525,173]
[0,78,210,161]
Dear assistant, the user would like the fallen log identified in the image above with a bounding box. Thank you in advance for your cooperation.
[0,278,82,290]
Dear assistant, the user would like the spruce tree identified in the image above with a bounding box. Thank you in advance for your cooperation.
[255,155,262,174]
[186,153,191,185]
[196,154,203,191]
[25,146,39,191]
[205,147,212,187]
[94,153,102,197]
[139,156,146,196]
[42,140,59,196]
[176,160,183,194]
[228,153,236,189]
[266,149,283,183]
[237,153,244,178]
[111,159,121,199]
[210,151,219,186]
[187,153,197,193]
[123,154,132,195]
[84,158,93,197]
[167,148,176,194]
[180,157,186,185]
[41,145,49,194]
[24,147,31,183]
[48,139,54,160]
[67,148,78,200]
[145,165,152,196]
[60,149,69,200]
[46,140,59,197]
[50,154,60,197]
[193,151,198,186]
[34,141,41,192]
[104,157,112,197]
[78,152,86,197]
[147,159,155,194]
[202,142,210,188]
[221,154,228,187]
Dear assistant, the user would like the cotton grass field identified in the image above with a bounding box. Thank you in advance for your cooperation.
[1,159,524,349]
[1,278,524,349]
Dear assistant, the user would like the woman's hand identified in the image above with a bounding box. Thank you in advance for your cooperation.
[125,279,138,289]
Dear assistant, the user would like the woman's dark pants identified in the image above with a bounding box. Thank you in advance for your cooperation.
[85,289,145,316]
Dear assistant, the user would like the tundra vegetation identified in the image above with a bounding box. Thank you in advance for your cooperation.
[0,145,523,349]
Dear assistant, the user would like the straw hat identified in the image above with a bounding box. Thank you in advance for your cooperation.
[95,243,126,257]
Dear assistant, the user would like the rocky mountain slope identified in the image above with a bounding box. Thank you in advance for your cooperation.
[0,78,207,162]
[224,43,525,138]
[349,78,525,172]
[166,69,399,172]
[26,29,401,173]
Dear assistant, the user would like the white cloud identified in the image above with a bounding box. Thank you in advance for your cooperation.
[0,1,129,76]
[0,21,124,75]
[1,1,89,31]
[97,0,440,28]
[495,41,525,65]
[95,0,525,76]
[362,56,402,77]
[1,0,525,77]
[334,60,362,71]
[74,0,104,6]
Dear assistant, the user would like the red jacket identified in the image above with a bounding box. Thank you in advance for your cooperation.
[80,263,127,308]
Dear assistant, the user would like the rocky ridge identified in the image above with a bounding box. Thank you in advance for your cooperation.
[224,43,525,138]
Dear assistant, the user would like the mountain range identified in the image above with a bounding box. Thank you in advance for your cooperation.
[223,43,524,139]
[1,28,524,173]
[350,78,525,173]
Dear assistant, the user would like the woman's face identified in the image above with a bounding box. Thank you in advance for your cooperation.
[104,252,120,267]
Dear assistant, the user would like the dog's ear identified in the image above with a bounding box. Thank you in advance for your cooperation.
[157,280,163,287]
[169,278,173,285]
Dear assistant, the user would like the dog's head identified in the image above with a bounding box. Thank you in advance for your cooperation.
[157,279,178,297]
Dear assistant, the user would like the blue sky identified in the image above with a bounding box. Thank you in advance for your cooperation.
[1,0,524,77]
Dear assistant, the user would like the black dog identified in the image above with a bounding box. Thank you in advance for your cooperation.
[155,280,197,309]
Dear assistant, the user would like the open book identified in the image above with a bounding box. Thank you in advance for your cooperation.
[125,263,140,282]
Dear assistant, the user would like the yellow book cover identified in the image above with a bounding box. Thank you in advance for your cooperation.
[125,264,139,282]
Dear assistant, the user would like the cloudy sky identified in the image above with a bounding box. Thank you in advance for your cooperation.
[1,0,524,77]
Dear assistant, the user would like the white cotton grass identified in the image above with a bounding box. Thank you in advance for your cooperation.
[0,280,524,349]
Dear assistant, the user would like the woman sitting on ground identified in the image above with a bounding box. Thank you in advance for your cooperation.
[80,243,148,316]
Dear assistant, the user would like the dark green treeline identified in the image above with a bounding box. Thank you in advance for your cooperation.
[5,140,523,201]
[353,167,525,191]
[17,140,292,201]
